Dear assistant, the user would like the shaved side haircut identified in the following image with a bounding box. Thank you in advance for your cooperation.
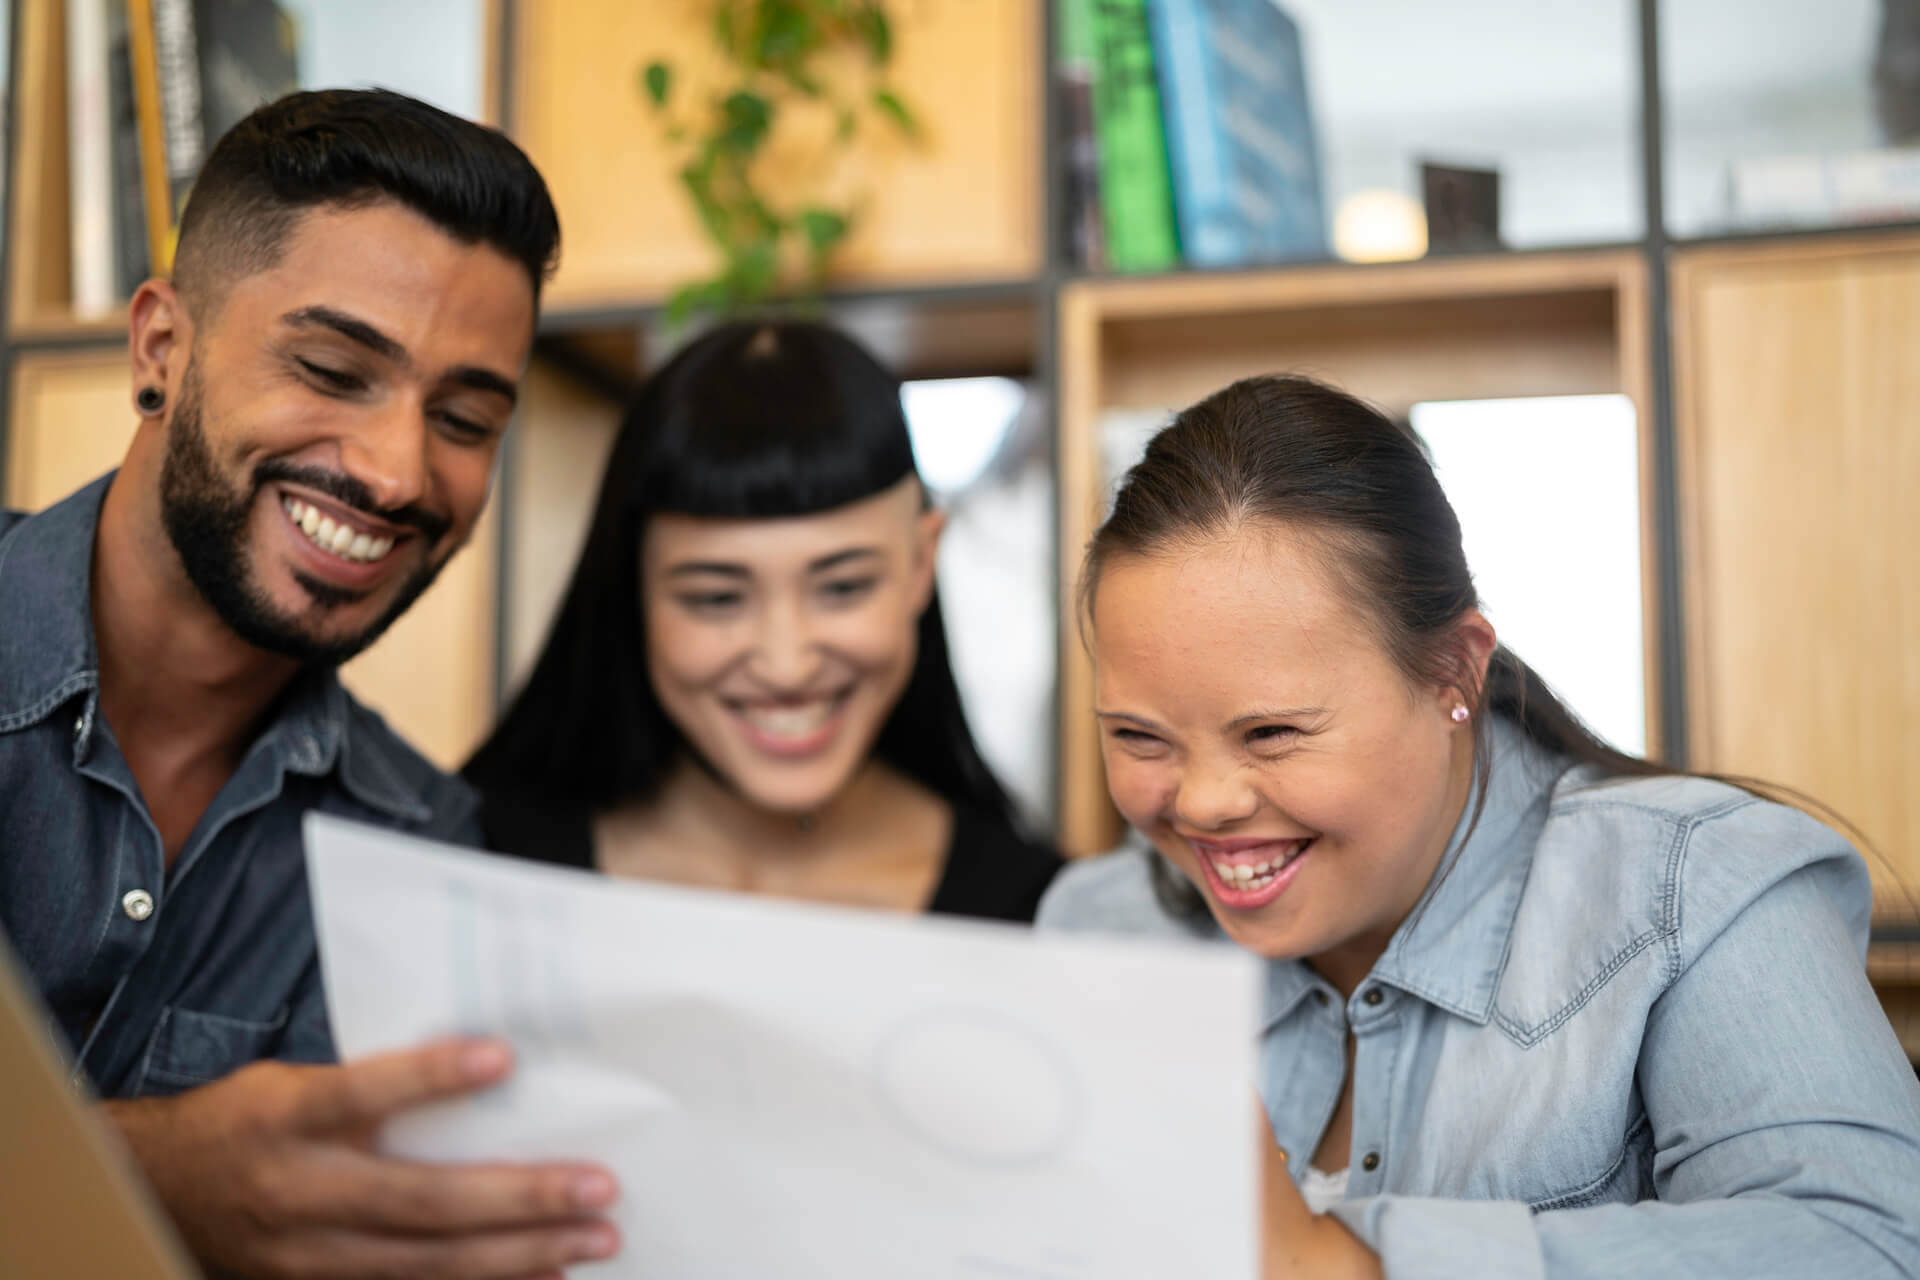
[170,88,559,318]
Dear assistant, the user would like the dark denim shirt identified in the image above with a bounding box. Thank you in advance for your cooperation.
[0,474,482,1098]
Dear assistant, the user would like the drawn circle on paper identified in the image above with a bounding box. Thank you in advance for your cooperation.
[871,1006,1079,1168]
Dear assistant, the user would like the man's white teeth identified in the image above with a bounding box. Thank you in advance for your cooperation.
[740,700,836,740]
[282,496,395,565]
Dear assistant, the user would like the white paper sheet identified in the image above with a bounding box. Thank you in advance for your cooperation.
[304,813,1260,1279]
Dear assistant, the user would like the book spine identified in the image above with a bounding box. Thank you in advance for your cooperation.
[67,0,116,316]
[1059,0,1108,271]
[152,0,205,236]
[1148,0,1243,268]
[1087,0,1181,273]
[1220,0,1325,261]
[126,0,177,273]
[109,2,154,299]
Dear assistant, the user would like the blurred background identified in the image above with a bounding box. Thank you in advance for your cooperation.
[0,0,1913,1052]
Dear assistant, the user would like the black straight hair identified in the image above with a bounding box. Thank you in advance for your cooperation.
[464,319,1019,829]
[172,88,560,309]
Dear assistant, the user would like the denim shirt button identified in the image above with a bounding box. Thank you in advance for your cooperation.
[121,889,155,922]
[1312,989,1329,1007]
[1361,1151,1381,1172]
[1362,987,1383,1006]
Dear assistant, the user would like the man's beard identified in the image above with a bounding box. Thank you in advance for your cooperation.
[157,360,454,666]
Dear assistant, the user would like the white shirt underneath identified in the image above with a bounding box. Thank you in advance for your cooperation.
[1301,1164,1351,1215]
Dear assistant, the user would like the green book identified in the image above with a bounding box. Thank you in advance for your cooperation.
[1082,0,1181,272]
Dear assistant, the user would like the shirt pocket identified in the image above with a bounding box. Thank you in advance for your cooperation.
[134,1004,289,1095]
[1526,1112,1656,1211]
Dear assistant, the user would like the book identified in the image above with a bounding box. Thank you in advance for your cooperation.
[66,0,116,316]
[109,2,154,301]
[1085,0,1181,273]
[1147,0,1326,268]
[1058,0,1108,271]
[129,0,301,274]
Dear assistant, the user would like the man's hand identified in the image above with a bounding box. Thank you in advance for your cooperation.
[105,1038,620,1279]
[1257,1098,1382,1280]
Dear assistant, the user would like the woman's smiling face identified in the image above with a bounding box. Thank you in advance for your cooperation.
[641,477,942,816]
[1090,522,1484,988]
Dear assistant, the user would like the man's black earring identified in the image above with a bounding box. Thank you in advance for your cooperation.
[136,386,165,414]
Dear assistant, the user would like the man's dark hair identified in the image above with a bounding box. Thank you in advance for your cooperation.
[172,88,559,312]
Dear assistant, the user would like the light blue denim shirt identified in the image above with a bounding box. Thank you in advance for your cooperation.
[1038,717,1920,1278]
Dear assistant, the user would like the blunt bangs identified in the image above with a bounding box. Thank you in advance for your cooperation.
[634,322,918,520]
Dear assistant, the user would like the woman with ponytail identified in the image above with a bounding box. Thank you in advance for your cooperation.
[1040,375,1920,1278]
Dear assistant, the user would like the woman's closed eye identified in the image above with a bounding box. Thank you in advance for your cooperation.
[1245,724,1303,753]
[816,576,878,605]
[675,590,745,613]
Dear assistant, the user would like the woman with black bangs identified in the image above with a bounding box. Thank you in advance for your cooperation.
[464,320,1061,920]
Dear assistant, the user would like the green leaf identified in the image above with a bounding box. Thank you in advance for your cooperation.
[679,163,733,247]
[855,4,892,64]
[782,65,824,98]
[718,90,774,153]
[756,0,815,66]
[641,60,672,108]
[713,2,738,56]
[799,208,850,255]
[872,88,918,138]
[836,107,858,142]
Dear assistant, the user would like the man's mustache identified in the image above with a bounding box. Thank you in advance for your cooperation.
[255,461,453,544]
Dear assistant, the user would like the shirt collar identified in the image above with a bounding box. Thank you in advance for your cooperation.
[1369,715,1565,1023]
[1257,716,1567,1030]
[0,472,429,825]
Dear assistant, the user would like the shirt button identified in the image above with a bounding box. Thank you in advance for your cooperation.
[121,889,155,922]
[1311,989,1329,1006]
[1363,987,1384,1006]
[1362,1151,1381,1172]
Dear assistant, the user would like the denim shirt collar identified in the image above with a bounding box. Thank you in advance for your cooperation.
[1259,716,1566,1029]
[0,472,428,824]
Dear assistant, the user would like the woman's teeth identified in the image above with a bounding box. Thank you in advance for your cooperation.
[739,700,838,740]
[1212,845,1306,891]
[283,496,395,565]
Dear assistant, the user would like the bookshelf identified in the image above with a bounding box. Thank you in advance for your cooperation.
[2,1,1918,1007]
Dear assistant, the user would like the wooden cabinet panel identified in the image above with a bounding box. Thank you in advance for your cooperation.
[510,0,1042,311]
[5,351,136,506]
[5,351,498,773]
[1674,236,1920,922]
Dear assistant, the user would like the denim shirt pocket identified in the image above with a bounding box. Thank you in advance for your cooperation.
[1527,1110,1656,1211]
[133,1004,289,1095]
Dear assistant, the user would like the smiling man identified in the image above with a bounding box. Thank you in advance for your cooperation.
[0,91,620,1277]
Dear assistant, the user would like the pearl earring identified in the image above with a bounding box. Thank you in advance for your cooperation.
[1450,704,1470,724]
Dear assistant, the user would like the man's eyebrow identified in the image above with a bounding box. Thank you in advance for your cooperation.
[450,366,519,407]
[281,306,407,364]
[284,307,518,406]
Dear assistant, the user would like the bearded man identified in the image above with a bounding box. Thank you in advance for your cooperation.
[0,89,621,1278]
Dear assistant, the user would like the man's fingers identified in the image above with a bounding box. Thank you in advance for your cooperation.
[324,1154,621,1235]
[268,1220,620,1280]
[291,1038,513,1132]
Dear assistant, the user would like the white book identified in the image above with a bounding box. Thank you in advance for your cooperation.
[66,0,116,318]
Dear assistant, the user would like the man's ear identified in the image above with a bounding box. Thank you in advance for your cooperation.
[128,279,192,414]
[909,505,948,615]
